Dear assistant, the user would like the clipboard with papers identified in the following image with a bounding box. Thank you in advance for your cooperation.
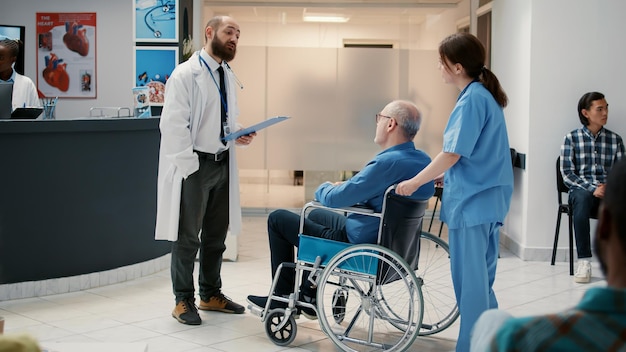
[223,116,290,142]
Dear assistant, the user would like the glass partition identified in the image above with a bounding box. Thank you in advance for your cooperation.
[214,1,471,209]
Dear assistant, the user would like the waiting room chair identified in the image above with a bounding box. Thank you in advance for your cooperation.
[550,156,597,275]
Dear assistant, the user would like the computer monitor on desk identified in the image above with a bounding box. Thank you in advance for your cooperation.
[0,82,13,119]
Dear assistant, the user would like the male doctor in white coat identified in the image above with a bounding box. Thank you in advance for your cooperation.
[155,15,255,325]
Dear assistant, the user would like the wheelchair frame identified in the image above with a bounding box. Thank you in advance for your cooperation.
[248,185,459,351]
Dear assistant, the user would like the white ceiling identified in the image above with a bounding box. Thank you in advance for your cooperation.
[204,0,466,25]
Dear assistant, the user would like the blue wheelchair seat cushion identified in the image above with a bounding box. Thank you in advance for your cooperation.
[297,235,378,275]
[297,235,351,265]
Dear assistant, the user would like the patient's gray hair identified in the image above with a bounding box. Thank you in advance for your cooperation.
[388,100,421,140]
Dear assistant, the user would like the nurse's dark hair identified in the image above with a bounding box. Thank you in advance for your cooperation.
[438,32,508,108]
[577,91,605,126]
[0,38,21,58]
[204,16,224,42]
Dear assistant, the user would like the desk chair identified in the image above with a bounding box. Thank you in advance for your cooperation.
[550,156,597,275]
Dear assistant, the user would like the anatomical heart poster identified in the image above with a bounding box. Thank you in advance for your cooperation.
[36,12,96,98]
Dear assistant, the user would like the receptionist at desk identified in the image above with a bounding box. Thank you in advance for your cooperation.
[0,38,40,111]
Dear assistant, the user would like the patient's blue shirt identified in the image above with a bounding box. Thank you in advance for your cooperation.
[314,141,434,244]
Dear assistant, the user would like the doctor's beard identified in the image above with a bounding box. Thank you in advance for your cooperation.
[212,35,236,62]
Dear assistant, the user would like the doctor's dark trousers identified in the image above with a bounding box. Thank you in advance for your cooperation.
[170,155,229,303]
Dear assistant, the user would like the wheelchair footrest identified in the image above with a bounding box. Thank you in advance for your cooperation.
[247,303,263,317]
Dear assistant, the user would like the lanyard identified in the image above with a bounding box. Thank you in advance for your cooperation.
[199,54,228,117]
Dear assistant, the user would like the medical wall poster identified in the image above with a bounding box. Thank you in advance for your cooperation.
[134,46,178,105]
[134,0,178,43]
[36,13,97,98]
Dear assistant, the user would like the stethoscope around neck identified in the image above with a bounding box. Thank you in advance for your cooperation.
[198,54,229,115]
[198,52,244,90]
[198,53,244,140]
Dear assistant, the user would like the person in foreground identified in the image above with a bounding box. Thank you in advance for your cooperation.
[247,100,435,318]
[155,16,256,325]
[560,91,624,284]
[0,334,40,352]
[395,32,513,352]
[0,38,40,110]
[471,158,626,352]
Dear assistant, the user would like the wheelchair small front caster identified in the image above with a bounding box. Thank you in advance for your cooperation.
[265,308,297,346]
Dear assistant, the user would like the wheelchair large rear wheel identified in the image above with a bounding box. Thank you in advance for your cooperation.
[317,244,424,352]
[416,232,459,335]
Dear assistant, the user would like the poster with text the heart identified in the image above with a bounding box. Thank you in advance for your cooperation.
[36,12,96,98]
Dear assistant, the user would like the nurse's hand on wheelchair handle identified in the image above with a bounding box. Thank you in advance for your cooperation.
[395,179,419,196]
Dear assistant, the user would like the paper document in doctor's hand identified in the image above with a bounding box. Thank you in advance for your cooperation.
[222,116,290,142]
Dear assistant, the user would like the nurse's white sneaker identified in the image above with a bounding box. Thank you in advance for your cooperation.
[574,259,591,283]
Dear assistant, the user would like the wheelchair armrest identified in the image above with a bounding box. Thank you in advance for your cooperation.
[305,201,376,215]
[298,201,381,234]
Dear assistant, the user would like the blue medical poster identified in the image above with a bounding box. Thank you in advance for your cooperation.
[134,0,178,42]
[134,46,178,105]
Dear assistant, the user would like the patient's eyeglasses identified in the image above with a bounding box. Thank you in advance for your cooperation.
[375,113,392,123]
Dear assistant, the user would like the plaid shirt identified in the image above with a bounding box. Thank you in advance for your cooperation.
[490,287,626,352]
[560,126,624,192]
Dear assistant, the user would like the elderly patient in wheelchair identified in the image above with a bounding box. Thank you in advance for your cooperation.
[247,100,446,350]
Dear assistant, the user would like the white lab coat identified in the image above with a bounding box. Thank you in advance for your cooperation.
[11,73,41,110]
[154,51,242,241]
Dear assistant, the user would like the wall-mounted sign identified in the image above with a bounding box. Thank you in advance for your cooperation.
[36,12,97,98]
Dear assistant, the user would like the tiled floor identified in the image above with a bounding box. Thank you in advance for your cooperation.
[0,187,605,351]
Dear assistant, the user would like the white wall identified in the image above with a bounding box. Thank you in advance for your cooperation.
[493,0,626,261]
[491,0,532,257]
[0,0,135,119]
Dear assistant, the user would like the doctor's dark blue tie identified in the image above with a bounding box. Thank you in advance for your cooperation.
[217,66,227,145]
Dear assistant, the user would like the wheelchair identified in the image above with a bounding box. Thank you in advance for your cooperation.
[248,185,459,351]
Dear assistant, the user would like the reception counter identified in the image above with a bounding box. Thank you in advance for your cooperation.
[0,118,171,285]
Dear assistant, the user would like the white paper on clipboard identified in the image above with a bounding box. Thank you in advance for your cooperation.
[223,116,290,142]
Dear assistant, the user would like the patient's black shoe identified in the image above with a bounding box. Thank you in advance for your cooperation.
[298,288,318,320]
[247,295,287,310]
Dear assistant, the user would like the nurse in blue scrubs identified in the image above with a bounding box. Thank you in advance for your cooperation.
[396,32,513,352]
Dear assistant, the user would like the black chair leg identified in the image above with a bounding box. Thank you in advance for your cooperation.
[437,218,444,238]
[428,197,439,232]
[568,212,574,276]
[551,211,562,265]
